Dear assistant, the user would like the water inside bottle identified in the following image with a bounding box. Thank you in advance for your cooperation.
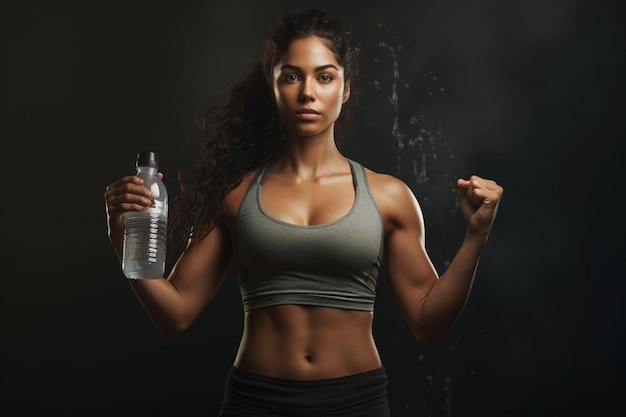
[122,212,167,279]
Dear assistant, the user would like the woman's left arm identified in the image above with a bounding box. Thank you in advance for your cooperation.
[372,173,503,347]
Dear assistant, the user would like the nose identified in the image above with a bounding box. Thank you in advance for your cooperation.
[299,77,316,102]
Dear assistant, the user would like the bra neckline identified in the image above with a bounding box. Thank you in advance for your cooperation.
[256,159,359,229]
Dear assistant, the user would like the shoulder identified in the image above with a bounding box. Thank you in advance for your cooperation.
[358,164,424,231]
[360,165,418,206]
[221,167,261,227]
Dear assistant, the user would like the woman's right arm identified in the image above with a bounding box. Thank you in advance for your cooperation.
[105,174,232,337]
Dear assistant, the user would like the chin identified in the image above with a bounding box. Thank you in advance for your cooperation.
[286,123,334,138]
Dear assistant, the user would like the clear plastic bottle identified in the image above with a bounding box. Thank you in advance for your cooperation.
[122,151,168,279]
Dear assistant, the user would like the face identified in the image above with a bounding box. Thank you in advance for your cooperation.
[272,36,350,138]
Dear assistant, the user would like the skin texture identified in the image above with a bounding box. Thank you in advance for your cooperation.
[105,36,503,380]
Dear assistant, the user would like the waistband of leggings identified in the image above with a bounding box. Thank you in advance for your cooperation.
[224,365,388,407]
[229,365,388,388]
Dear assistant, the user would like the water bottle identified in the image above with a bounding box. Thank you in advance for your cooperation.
[122,151,168,279]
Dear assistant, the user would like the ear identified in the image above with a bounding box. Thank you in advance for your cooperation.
[342,80,351,104]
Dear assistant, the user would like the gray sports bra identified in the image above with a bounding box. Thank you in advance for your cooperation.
[233,159,384,312]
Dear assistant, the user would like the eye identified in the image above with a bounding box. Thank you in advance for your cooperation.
[282,73,300,83]
[319,73,334,83]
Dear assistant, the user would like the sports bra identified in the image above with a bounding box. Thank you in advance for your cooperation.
[233,159,384,312]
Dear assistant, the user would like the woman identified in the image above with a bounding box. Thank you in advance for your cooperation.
[105,8,503,417]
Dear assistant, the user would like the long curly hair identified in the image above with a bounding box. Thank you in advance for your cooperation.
[167,8,362,259]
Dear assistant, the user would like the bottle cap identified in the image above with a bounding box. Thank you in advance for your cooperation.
[136,151,159,169]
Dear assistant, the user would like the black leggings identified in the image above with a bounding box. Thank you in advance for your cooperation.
[218,366,391,417]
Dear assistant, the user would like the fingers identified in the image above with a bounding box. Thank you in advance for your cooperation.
[107,175,146,192]
[457,175,504,207]
[105,175,156,215]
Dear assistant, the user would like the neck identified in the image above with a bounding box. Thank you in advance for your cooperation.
[273,130,346,180]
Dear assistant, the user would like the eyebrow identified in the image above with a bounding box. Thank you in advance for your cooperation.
[279,64,339,72]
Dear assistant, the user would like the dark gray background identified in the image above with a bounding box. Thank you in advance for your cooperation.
[3,0,623,416]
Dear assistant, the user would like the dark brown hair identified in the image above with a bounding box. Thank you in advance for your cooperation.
[167,8,362,259]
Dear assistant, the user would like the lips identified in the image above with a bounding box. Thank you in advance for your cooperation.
[296,108,321,115]
[294,108,322,121]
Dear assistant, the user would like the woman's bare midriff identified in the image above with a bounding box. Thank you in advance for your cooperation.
[233,305,382,380]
